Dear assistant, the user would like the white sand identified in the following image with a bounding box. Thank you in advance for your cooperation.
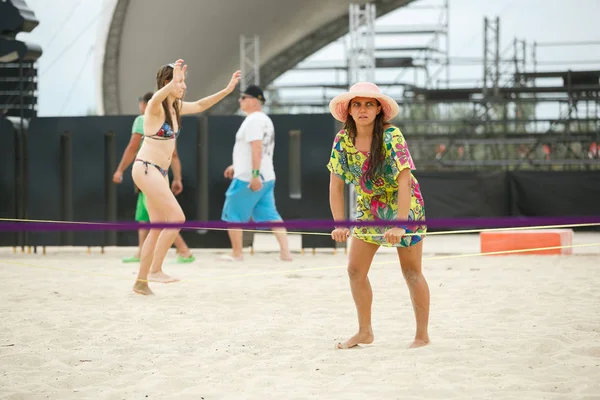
[1,233,599,399]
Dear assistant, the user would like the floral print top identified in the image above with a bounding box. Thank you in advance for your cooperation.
[327,126,426,247]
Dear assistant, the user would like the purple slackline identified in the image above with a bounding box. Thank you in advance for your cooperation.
[0,216,599,232]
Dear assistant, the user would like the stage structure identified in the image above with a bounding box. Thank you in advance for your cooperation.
[266,2,600,171]
[95,0,419,116]
[267,0,450,110]
[239,35,260,93]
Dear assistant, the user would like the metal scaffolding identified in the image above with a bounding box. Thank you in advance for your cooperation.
[239,35,260,92]
[482,17,500,101]
[348,3,376,85]
[266,0,450,113]
[264,1,600,171]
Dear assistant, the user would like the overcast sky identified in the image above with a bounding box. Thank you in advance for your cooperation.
[15,0,600,117]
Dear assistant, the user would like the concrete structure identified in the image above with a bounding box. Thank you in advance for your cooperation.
[95,0,416,115]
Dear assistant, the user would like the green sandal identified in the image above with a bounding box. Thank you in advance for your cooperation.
[176,254,196,263]
[122,256,140,263]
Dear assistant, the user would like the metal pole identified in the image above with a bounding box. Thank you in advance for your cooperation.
[445,0,450,88]
[197,117,209,225]
[494,17,500,97]
[239,36,244,92]
[483,17,489,134]
[532,41,538,132]
[483,17,488,98]
[13,111,23,250]
[60,131,73,245]
[104,131,117,246]
[254,35,260,87]
[239,35,260,92]
[14,62,25,250]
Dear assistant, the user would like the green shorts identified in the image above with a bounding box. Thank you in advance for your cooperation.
[135,192,150,222]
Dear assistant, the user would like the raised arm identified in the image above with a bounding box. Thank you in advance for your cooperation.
[181,70,241,115]
[147,59,187,118]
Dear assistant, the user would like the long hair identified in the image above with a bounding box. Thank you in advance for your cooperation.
[343,99,386,181]
[155,65,182,129]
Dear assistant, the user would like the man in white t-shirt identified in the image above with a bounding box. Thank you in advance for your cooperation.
[221,85,292,261]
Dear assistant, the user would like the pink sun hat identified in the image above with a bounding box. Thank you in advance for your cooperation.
[329,82,400,123]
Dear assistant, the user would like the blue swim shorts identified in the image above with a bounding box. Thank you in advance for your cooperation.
[221,178,282,223]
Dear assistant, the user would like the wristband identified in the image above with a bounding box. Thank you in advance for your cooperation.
[251,169,260,178]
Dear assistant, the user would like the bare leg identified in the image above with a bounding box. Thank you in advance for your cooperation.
[336,238,379,349]
[271,225,292,261]
[135,226,149,258]
[225,229,244,260]
[133,228,159,295]
[148,229,181,281]
[173,234,193,257]
[397,239,430,348]
[146,194,183,283]
[132,163,184,292]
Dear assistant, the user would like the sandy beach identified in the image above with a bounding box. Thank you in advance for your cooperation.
[1,233,599,399]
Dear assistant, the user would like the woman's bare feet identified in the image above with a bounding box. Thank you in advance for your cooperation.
[336,329,374,349]
[280,252,293,262]
[409,337,430,348]
[177,249,193,258]
[147,271,180,283]
[133,281,154,296]
[220,254,243,262]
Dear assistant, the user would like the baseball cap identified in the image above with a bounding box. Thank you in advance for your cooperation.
[243,85,265,103]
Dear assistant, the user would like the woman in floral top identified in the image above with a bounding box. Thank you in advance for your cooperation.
[327,82,430,350]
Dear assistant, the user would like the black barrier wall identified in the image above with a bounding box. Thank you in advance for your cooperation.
[414,171,510,221]
[22,116,202,248]
[1,114,599,248]
[27,116,130,247]
[0,118,18,247]
[509,171,600,218]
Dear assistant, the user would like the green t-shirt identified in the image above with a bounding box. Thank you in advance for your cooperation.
[131,115,144,152]
[132,115,144,135]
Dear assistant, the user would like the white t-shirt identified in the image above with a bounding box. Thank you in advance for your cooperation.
[232,111,276,182]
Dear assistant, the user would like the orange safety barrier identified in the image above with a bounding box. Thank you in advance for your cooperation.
[480,229,574,255]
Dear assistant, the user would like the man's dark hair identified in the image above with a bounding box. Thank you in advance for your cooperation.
[140,92,153,103]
